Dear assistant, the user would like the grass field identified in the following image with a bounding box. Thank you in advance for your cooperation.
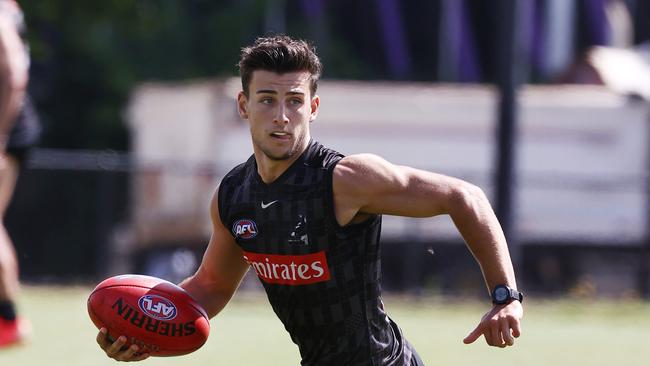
[1,285,649,365]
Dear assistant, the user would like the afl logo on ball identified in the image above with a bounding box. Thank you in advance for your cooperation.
[138,295,178,321]
[233,219,258,239]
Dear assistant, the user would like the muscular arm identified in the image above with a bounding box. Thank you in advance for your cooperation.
[333,154,522,347]
[179,187,250,318]
[97,187,249,361]
[334,154,515,289]
[0,13,28,144]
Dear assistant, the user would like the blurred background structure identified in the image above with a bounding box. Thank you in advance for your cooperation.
[6,0,650,299]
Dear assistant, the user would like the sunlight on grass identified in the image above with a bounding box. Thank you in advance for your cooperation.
[2,286,649,366]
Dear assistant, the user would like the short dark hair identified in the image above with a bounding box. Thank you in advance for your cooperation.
[238,35,323,96]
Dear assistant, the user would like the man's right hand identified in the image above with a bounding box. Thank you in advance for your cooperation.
[96,328,150,362]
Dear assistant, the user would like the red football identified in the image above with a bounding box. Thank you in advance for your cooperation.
[87,274,210,356]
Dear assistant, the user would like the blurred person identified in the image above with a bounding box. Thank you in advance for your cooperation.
[97,35,523,365]
[0,0,39,348]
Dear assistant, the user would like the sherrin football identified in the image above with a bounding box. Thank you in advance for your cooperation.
[87,274,210,356]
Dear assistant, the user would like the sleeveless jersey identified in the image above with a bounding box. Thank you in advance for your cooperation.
[218,140,416,365]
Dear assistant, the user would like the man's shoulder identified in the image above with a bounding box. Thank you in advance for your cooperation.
[333,153,398,192]
[334,153,385,173]
[307,140,344,169]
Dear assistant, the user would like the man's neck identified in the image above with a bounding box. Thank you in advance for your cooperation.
[255,141,310,184]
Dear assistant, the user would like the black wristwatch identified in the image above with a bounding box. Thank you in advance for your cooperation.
[491,284,523,305]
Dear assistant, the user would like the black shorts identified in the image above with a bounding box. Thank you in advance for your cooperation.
[6,95,41,163]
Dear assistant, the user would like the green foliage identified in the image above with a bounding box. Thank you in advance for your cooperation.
[15,1,374,150]
[18,0,268,150]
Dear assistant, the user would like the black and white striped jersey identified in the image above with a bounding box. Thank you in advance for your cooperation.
[218,140,416,366]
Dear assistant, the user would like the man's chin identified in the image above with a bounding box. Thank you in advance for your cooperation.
[257,138,306,161]
[263,148,294,161]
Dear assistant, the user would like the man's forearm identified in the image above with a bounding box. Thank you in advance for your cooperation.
[448,184,518,293]
[179,273,237,319]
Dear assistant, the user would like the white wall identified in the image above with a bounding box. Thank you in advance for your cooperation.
[127,79,649,247]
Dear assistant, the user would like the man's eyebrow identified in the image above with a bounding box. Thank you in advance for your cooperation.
[255,90,305,96]
[256,89,278,94]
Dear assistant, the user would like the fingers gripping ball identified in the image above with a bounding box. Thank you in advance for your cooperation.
[88,274,210,356]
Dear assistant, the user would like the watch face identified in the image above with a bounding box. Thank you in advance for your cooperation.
[495,287,509,301]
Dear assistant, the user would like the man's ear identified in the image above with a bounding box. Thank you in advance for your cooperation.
[237,91,249,119]
[309,95,320,122]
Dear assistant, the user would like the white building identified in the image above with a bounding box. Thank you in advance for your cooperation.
[127,79,649,250]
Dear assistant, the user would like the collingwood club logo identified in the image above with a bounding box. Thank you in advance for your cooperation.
[288,214,309,246]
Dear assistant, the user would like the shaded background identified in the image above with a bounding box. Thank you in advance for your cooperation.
[5,0,650,298]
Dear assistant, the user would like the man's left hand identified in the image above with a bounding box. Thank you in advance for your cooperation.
[463,300,523,347]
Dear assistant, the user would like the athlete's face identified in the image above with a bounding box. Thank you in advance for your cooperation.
[238,70,320,161]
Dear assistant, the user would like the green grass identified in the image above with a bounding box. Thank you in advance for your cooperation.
[2,286,650,365]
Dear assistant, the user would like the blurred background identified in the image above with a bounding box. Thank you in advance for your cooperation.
[7,0,650,302]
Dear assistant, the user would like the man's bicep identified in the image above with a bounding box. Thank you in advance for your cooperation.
[180,189,250,318]
[200,191,249,287]
[338,154,464,218]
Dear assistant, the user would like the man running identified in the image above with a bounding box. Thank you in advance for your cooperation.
[98,35,523,365]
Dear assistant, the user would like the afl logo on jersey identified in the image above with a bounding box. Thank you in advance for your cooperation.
[233,219,258,239]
